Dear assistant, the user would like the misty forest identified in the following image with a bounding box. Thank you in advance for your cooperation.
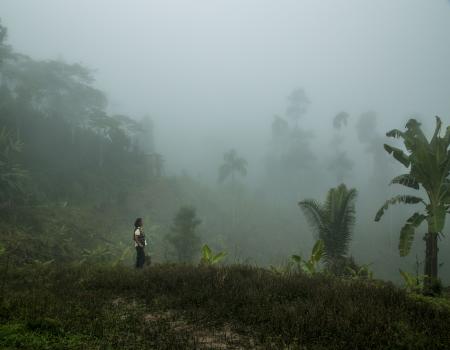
[1,1,450,349]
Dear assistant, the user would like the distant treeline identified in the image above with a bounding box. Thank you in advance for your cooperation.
[0,20,159,209]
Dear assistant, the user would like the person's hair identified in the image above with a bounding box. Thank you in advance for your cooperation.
[134,218,143,228]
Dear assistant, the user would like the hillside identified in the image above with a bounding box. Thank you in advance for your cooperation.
[1,264,449,350]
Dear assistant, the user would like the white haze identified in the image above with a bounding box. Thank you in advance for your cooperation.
[2,0,450,281]
[2,0,450,179]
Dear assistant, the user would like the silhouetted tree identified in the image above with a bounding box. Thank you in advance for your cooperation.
[218,149,247,184]
[286,88,310,128]
[333,112,349,130]
[167,206,202,263]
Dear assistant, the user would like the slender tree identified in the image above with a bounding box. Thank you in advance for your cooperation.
[299,184,357,273]
[218,149,247,184]
[286,88,310,128]
[375,117,450,292]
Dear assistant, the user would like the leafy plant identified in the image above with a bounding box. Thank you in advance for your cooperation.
[399,269,424,294]
[298,184,357,274]
[346,263,374,280]
[291,239,325,275]
[375,117,450,292]
[112,245,133,267]
[199,244,227,266]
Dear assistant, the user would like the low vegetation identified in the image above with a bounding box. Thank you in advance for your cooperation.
[1,264,449,350]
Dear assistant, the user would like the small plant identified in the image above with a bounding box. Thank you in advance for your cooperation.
[79,246,114,265]
[399,269,424,294]
[291,239,325,275]
[199,244,227,266]
[112,245,133,267]
[346,263,374,280]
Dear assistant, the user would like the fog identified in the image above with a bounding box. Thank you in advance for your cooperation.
[3,0,450,177]
[1,0,450,282]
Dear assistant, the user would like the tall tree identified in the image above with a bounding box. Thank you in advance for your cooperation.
[299,184,357,274]
[218,149,248,184]
[0,20,12,68]
[286,88,310,128]
[333,111,349,130]
[328,151,354,184]
[375,117,450,293]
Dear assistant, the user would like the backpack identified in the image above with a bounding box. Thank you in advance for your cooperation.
[134,227,146,246]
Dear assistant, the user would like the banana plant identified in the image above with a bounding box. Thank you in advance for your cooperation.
[375,117,450,290]
[291,239,325,275]
[200,244,227,266]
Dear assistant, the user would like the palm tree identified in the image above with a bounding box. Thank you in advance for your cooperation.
[298,184,357,273]
[218,149,247,184]
[375,117,450,292]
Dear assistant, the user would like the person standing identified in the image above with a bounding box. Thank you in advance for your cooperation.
[134,218,147,268]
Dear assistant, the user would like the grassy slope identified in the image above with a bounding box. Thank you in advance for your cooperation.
[1,264,450,350]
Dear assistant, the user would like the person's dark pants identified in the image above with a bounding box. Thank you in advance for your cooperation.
[136,246,145,268]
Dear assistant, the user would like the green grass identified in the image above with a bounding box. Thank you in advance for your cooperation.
[1,264,450,349]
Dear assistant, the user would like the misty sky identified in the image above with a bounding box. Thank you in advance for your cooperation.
[2,0,450,179]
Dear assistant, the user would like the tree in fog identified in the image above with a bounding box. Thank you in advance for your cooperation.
[286,88,310,128]
[0,20,12,67]
[299,184,357,274]
[333,112,349,130]
[167,206,202,263]
[375,117,450,294]
[356,112,392,192]
[0,127,27,206]
[329,112,353,183]
[328,151,354,184]
[218,149,248,184]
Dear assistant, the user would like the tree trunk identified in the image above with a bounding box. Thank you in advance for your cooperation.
[424,232,438,293]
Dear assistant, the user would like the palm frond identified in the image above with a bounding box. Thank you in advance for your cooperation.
[298,199,326,240]
[323,184,356,261]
